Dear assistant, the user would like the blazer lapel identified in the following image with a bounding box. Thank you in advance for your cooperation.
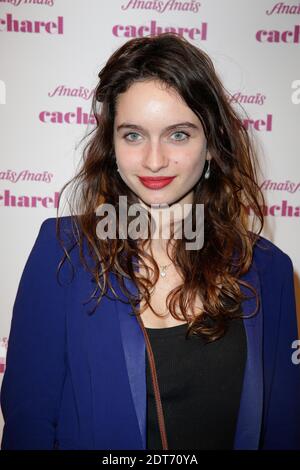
[116,278,147,449]
[116,258,264,450]
[233,262,264,449]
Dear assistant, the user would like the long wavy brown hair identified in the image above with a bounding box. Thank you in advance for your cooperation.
[56,32,266,342]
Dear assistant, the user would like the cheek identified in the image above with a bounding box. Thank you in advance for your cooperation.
[179,157,206,181]
[177,153,203,171]
[116,145,138,169]
[194,158,206,175]
[173,143,204,163]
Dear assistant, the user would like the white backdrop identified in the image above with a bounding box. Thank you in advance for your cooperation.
[0,0,299,440]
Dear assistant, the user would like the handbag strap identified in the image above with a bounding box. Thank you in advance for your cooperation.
[137,314,169,450]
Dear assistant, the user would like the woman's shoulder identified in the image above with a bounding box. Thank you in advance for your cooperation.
[33,216,81,267]
[251,231,294,278]
[38,215,75,239]
[37,216,81,253]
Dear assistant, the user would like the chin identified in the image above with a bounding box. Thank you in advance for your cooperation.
[141,197,181,209]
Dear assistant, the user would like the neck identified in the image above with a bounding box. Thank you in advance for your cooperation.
[137,190,194,257]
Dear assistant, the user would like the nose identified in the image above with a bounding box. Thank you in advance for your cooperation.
[142,141,169,173]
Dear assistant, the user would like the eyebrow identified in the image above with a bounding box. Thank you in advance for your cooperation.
[116,121,200,133]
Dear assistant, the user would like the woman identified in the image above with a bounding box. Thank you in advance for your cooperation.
[1,33,300,450]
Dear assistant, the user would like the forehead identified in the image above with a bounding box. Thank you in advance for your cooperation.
[114,80,200,126]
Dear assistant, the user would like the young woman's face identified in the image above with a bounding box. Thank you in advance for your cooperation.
[113,79,210,208]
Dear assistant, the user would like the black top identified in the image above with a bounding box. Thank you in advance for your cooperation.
[145,306,247,450]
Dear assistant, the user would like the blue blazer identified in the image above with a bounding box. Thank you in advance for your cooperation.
[1,217,300,450]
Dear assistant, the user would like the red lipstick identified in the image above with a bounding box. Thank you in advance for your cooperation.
[138,176,176,189]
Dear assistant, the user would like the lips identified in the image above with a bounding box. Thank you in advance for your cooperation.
[138,176,176,189]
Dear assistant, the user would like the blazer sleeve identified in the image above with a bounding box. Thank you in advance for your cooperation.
[261,253,300,449]
[0,218,68,449]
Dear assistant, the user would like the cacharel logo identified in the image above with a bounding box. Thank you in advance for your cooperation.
[227,93,272,131]
[121,0,202,14]
[39,106,96,125]
[0,0,54,6]
[247,200,300,217]
[256,24,300,43]
[40,86,96,124]
[255,2,300,43]
[242,114,273,132]
[48,85,94,101]
[228,92,266,106]
[112,19,207,41]
[39,85,97,125]
[227,93,271,130]
[0,189,60,207]
[0,13,63,34]
[95,196,205,250]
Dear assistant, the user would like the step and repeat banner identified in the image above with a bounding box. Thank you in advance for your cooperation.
[0,0,299,438]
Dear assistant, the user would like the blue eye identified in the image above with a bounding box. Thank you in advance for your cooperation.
[172,131,190,141]
[123,130,190,142]
[123,132,141,142]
